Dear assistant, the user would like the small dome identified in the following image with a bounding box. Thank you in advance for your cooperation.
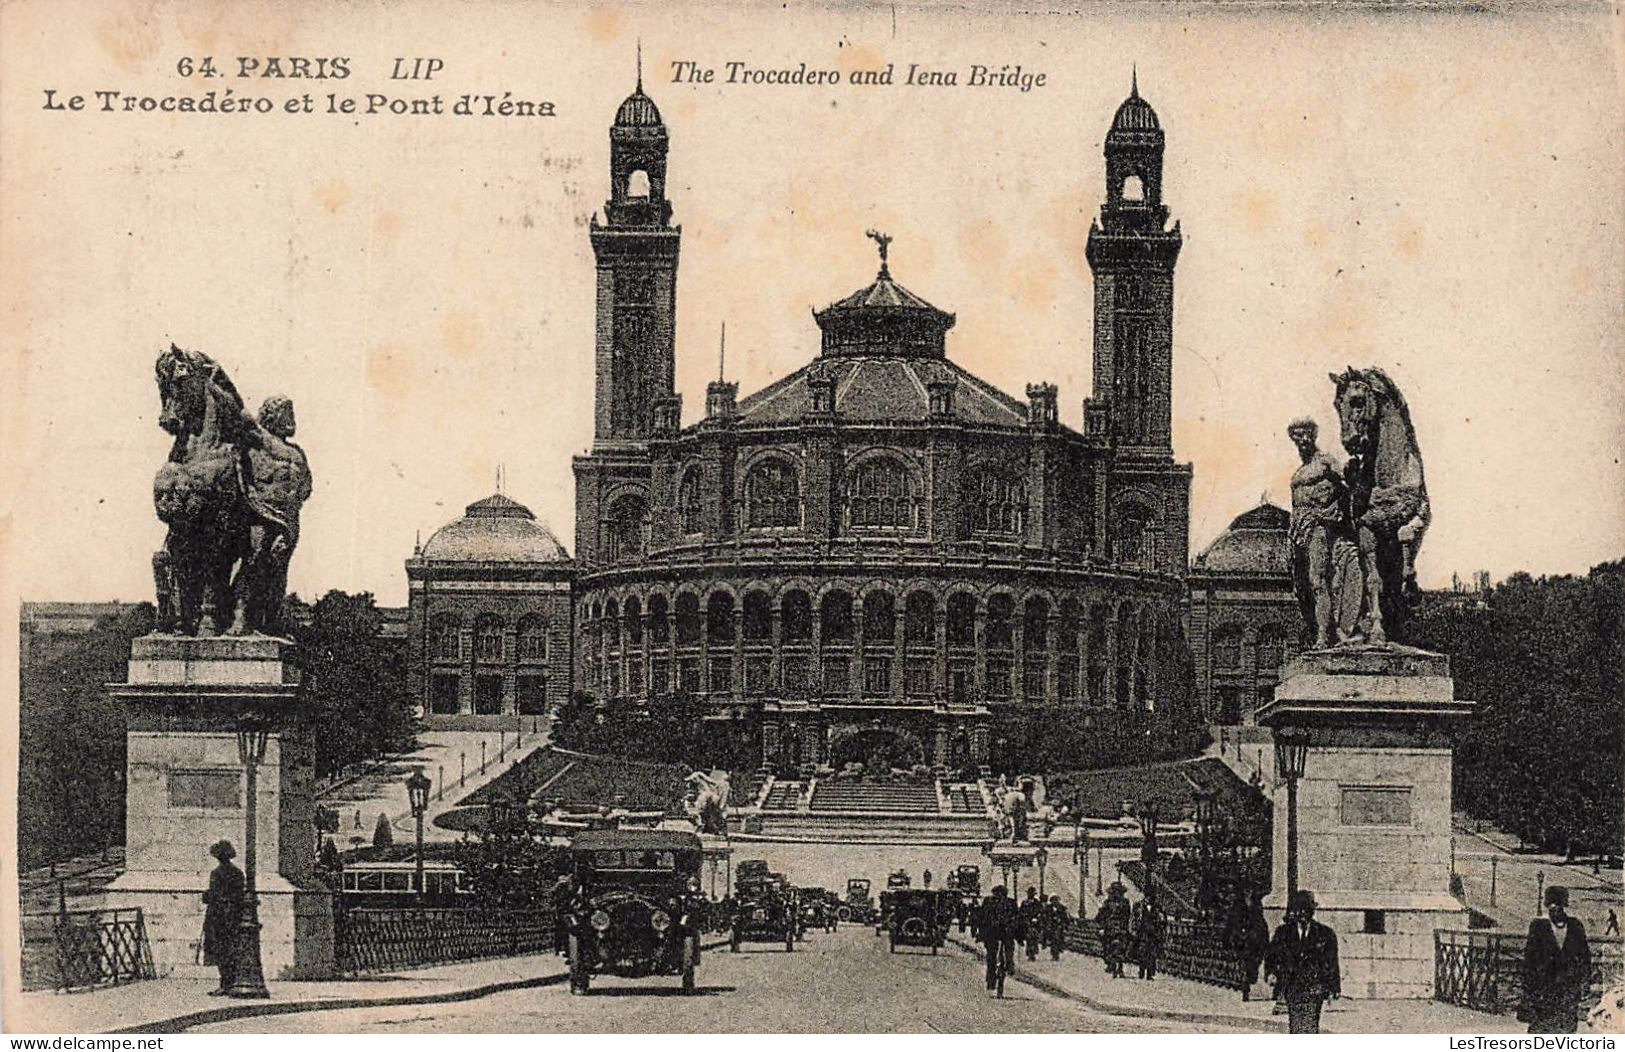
[1111,91,1161,134]
[420,494,569,563]
[615,90,663,129]
[1194,502,1290,575]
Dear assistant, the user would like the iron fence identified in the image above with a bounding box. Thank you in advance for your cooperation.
[336,906,556,973]
[1064,916,1247,990]
[22,908,156,992]
[1435,929,1623,1015]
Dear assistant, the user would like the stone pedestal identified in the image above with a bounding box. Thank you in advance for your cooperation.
[103,634,335,980]
[1257,645,1472,999]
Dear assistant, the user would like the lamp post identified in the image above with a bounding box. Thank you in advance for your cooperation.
[229,714,271,999]
[1075,821,1090,914]
[1137,801,1161,910]
[406,769,431,903]
[1273,725,1311,895]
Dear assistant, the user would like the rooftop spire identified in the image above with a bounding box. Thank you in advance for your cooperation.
[718,321,726,382]
[1131,64,1139,98]
[636,39,643,93]
[865,228,893,279]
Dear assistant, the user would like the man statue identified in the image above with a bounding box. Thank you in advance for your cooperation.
[232,395,312,635]
[1288,418,1359,647]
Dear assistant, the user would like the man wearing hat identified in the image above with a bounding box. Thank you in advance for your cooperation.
[202,840,244,995]
[1520,885,1592,1033]
[1266,889,1341,1033]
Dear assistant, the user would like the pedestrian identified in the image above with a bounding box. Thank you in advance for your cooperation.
[1265,889,1341,1034]
[1045,894,1070,961]
[202,839,243,996]
[1519,885,1593,1034]
[1019,886,1044,961]
[1239,891,1271,1002]
[1134,902,1165,980]
[1095,881,1132,978]
[1606,909,1619,938]
[975,885,1020,993]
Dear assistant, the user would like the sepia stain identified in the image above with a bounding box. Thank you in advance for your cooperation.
[835,43,885,76]
[1567,264,1595,296]
[1394,223,1424,261]
[584,8,621,43]
[1301,221,1332,254]
[1379,70,1421,107]
[1012,256,1059,312]
[365,345,415,402]
[95,2,163,72]
[312,180,352,215]
[1233,189,1278,234]
[373,209,403,247]
[440,310,482,359]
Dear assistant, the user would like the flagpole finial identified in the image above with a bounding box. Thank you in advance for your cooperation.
[636,39,643,92]
[1131,64,1139,97]
[719,321,727,382]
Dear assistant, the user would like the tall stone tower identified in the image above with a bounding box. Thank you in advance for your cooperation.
[589,75,680,446]
[574,78,677,572]
[1086,74,1182,452]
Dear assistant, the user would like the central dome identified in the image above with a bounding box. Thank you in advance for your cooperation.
[614,89,663,129]
[421,494,570,563]
[813,261,956,359]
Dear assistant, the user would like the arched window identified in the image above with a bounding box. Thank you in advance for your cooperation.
[1122,174,1145,202]
[745,459,801,528]
[706,592,736,644]
[1113,504,1152,568]
[679,467,704,534]
[626,169,651,198]
[647,595,670,644]
[846,456,918,530]
[820,591,854,642]
[431,613,461,662]
[1024,597,1050,652]
[624,597,643,645]
[742,591,773,642]
[969,470,1028,535]
[1257,625,1285,671]
[604,599,620,645]
[606,494,649,563]
[1213,625,1243,671]
[946,593,977,647]
[474,616,504,664]
[863,592,896,643]
[781,590,813,643]
[904,592,935,646]
[675,593,701,646]
[518,615,547,662]
[987,594,1015,651]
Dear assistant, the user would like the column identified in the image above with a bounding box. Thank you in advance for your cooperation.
[459,625,475,714]
[1104,604,1119,711]
[769,603,783,696]
[891,600,905,702]
[974,608,989,703]
[1013,609,1027,703]
[933,608,949,701]
[1044,614,1059,704]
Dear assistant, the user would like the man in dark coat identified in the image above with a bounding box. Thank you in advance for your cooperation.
[1266,889,1341,1033]
[1521,885,1592,1034]
[1044,894,1070,961]
[1018,886,1044,961]
[1134,901,1165,980]
[975,885,1020,992]
[202,839,244,995]
[1095,882,1132,978]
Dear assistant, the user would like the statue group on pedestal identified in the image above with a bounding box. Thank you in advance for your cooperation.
[1289,367,1429,647]
[151,345,312,636]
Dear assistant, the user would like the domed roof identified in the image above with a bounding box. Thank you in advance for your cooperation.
[1193,501,1291,575]
[813,248,956,359]
[615,89,663,129]
[1111,92,1160,133]
[420,494,569,563]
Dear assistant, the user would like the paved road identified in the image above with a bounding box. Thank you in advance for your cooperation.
[197,927,1215,1034]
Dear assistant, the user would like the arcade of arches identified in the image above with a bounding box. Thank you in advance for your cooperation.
[578,580,1175,773]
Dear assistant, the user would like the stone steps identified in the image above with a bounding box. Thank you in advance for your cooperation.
[748,810,991,844]
[809,781,939,813]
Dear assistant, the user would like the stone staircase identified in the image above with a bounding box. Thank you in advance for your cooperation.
[740,779,993,844]
[809,781,939,813]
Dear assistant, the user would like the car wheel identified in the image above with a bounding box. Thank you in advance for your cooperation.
[889,938,897,953]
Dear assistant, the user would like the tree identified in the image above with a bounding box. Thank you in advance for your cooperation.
[19,604,153,869]
[371,811,395,849]
[286,590,416,780]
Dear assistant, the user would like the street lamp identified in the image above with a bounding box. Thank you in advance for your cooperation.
[1137,801,1161,911]
[230,713,271,999]
[1074,821,1090,913]
[406,769,432,902]
[1273,725,1311,895]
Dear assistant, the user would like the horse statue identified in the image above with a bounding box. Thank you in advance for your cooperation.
[151,345,311,636]
[1330,367,1430,644]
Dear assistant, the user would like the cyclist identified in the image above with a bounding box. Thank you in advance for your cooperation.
[975,884,1020,995]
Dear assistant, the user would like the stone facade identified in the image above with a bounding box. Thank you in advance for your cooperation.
[1188,502,1303,725]
[405,494,574,726]
[569,80,1194,772]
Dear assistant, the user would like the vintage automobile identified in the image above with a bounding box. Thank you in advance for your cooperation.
[945,864,982,932]
[838,877,875,925]
[562,828,704,995]
[796,887,832,935]
[888,888,951,953]
[731,873,797,952]
[876,869,913,934]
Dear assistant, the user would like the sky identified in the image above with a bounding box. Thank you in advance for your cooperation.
[2,0,1622,611]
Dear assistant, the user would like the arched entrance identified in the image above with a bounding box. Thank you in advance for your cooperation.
[828,725,926,774]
